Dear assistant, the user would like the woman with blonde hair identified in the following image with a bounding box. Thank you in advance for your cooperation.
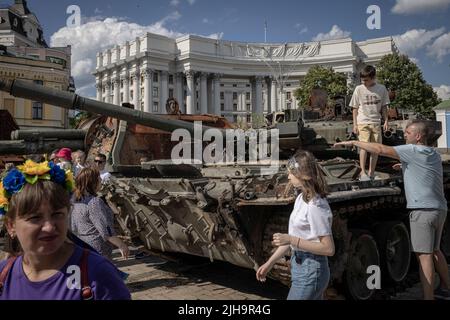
[256,150,335,300]
[70,167,129,260]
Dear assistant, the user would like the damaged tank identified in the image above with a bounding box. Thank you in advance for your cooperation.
[1,78,450,300]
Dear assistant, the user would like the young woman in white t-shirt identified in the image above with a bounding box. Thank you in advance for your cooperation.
[256,150,335,300]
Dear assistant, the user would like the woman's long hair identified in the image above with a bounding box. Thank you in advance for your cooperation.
[288,150,328,202]
[74,167,100,201]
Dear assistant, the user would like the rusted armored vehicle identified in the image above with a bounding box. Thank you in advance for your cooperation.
[1,78,449,300]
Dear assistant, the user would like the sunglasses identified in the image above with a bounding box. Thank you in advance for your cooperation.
[287,157,300,172]
[94,160,105,164]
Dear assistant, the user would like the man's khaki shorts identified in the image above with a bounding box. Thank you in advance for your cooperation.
[358,124,381,143]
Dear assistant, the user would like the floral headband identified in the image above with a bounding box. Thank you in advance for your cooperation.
[0,160,75,216]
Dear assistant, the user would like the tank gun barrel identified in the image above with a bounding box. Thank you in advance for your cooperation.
[0,78,213,136]
[11,129,87,141]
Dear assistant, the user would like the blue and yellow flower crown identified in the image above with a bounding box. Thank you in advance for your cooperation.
[0,160,75,216]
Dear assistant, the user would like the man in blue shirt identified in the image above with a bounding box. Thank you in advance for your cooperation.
[335,120,449,300]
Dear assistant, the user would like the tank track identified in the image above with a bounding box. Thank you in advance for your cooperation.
[261,194,418,299]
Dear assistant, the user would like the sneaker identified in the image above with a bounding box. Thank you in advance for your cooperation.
[434,287,450,300]
[359,174,371,182]
[370,175,382,181]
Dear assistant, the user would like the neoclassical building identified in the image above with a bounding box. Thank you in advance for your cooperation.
[94,33,395,123]
[0,0,73,130]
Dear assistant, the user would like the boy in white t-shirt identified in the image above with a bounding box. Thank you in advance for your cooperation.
[350,65,390,181]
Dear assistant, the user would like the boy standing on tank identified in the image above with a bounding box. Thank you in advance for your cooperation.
[350,65,390,181]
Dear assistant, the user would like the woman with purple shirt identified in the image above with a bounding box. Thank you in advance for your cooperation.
[0,160,131,300]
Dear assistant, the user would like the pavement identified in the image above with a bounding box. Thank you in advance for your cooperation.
[114,248,450,300]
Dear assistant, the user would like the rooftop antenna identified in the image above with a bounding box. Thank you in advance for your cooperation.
[264,20,267,43]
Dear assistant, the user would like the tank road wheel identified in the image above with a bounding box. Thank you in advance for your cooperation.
[345,230,380,300]
[375,222,411,283]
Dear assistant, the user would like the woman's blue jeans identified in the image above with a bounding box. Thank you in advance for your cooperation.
[287,250,330,300]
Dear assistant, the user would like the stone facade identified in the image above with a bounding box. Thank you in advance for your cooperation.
[0,0,73,130]
[94,33,395,123]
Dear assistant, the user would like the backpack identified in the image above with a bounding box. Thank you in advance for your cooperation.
[0,249,93,300]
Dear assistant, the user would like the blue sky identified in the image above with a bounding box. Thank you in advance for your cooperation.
[8,0,450,99]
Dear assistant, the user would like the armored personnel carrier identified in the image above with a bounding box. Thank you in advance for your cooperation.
[1,78,449,300]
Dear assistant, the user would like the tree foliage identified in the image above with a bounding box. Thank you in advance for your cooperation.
[376,53,441,118]
[294,65,348,108]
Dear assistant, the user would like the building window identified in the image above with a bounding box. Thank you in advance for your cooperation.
[141,88,145,98]
[220,84,224,87]
[246,92,251,100]
[153,102,159,112]
[169,88,174,99]
[233,84,237,88]
[130,78,134,86]
[247,114,252,122]
[286,83,291,87]
[233,92,238,100]
[196,91,199,99]
[102,87,106,93]
[33,80,43,85]
[120,93,124,102]
[130,90,134,100]
[184,90,187,98]
[153,87,159,98]
[32,102,43,120]
[169,75,174,85]
[220,92,224,100]
[233,103,238,111]
[286,92,291,100]
[233,115,238,123]
[141,101,144,110]
[221,103,225,111]
[246,104,251,111]
[287,103,292,109]
[153,72,159,83]
[246,84,251,87]
[120,80,124,88]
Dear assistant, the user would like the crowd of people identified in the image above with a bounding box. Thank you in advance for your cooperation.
[0,65,449,301]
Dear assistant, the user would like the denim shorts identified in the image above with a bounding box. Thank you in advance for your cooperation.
[287,251,330,300]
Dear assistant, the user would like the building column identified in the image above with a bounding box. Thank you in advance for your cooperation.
[95,80,102,101]
[121,72,130,104]
[175,73,184,114]
[104,79,111,103]
[255,76,263,115]
[271,78,278,113]
[207,76,213,114]
[200,73,208,115]
[185,70,195,115]
[131,70,140,110]
[113,78,120,105]
[160,71,169,114]
[143,69,153,113]
[213,73,222,116]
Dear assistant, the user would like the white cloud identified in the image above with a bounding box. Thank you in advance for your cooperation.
[187,0,196,5]
[202,18,209,24]
[392,0,450,15]
[312,25,350,41]
[409,57,420,65]
[94,8,102,14]
[427,32,450,62]
[393,28,445,55]
[294,23,308,34]
[434,85,450,100]
[170,0,180,6]
[206,32,223,40]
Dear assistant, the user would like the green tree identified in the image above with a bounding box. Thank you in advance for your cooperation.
[294,65,348,108]
[377,53,441,118]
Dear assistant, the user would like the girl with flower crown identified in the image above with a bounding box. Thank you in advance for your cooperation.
[256,150,335,300]
[0,160,131,300]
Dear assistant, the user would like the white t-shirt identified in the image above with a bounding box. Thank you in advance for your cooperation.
[350,83,390,125]
[288,194,333,243]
